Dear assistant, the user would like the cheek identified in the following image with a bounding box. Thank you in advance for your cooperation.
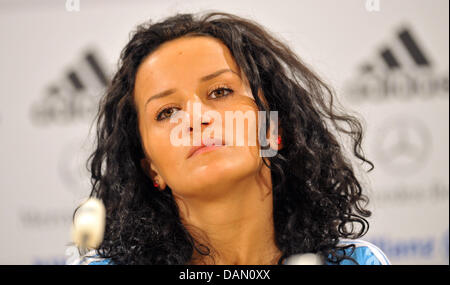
[143,124,184,176]
[189,101,263,173]
[219,99,261,148]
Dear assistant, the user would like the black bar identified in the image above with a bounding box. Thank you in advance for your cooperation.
[85,52,109,86]
[398,29,430,67]
[360,63,374,73]
[0,265,448,282]
[380,48,401,69]
[67,71,85,91]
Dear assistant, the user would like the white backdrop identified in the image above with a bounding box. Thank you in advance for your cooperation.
[0,0,448,264]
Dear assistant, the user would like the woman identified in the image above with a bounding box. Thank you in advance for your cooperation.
[74,11,390,265]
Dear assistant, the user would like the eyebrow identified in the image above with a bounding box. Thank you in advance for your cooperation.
[144,68,240,109]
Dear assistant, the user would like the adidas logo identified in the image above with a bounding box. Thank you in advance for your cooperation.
[30,49,110,126]
[344,27,449,101]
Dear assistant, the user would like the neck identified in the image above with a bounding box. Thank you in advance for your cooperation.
[174,164,281,265]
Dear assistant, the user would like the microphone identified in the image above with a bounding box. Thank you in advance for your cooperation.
[283,253,324,265]
[71,197,106,250]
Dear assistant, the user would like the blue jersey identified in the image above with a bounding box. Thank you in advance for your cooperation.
[325,239,390,265]
[74,239,390,265]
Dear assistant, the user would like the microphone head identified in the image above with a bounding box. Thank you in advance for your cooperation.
[283,253,324,265]
[72,197,106,249]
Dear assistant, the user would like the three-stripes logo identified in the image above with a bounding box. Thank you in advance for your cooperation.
[30,49,110,125]
[345,26,449,102]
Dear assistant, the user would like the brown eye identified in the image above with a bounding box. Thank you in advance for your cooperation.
[156,107,179,121]
[209,87,234,99]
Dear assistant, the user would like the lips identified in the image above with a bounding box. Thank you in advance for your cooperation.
[187,137,226,159]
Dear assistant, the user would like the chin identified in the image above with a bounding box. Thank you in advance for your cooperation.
[176,155,260,195]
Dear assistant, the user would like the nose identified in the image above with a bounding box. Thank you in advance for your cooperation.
[185,95,214,133]
[188,121,210,132]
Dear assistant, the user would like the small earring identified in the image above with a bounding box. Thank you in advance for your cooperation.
[153,181,159,188]
[277,135,281,145]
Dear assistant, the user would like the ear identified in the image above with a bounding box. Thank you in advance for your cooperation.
[257,88,283,151]
[256,88,270,110]
[140,158,149,177]
[140,158,167,190]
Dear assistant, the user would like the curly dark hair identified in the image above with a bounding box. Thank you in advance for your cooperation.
[81,11,374,265]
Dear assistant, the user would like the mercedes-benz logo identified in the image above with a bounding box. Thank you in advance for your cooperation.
[374,115,432,176]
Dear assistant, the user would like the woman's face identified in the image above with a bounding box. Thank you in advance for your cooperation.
[134,35,267,200]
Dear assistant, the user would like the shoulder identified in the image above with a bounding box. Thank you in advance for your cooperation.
[329,239,391,265]
[70,250,114,265]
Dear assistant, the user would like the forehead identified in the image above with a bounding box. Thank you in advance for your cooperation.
[134,36,241,98]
